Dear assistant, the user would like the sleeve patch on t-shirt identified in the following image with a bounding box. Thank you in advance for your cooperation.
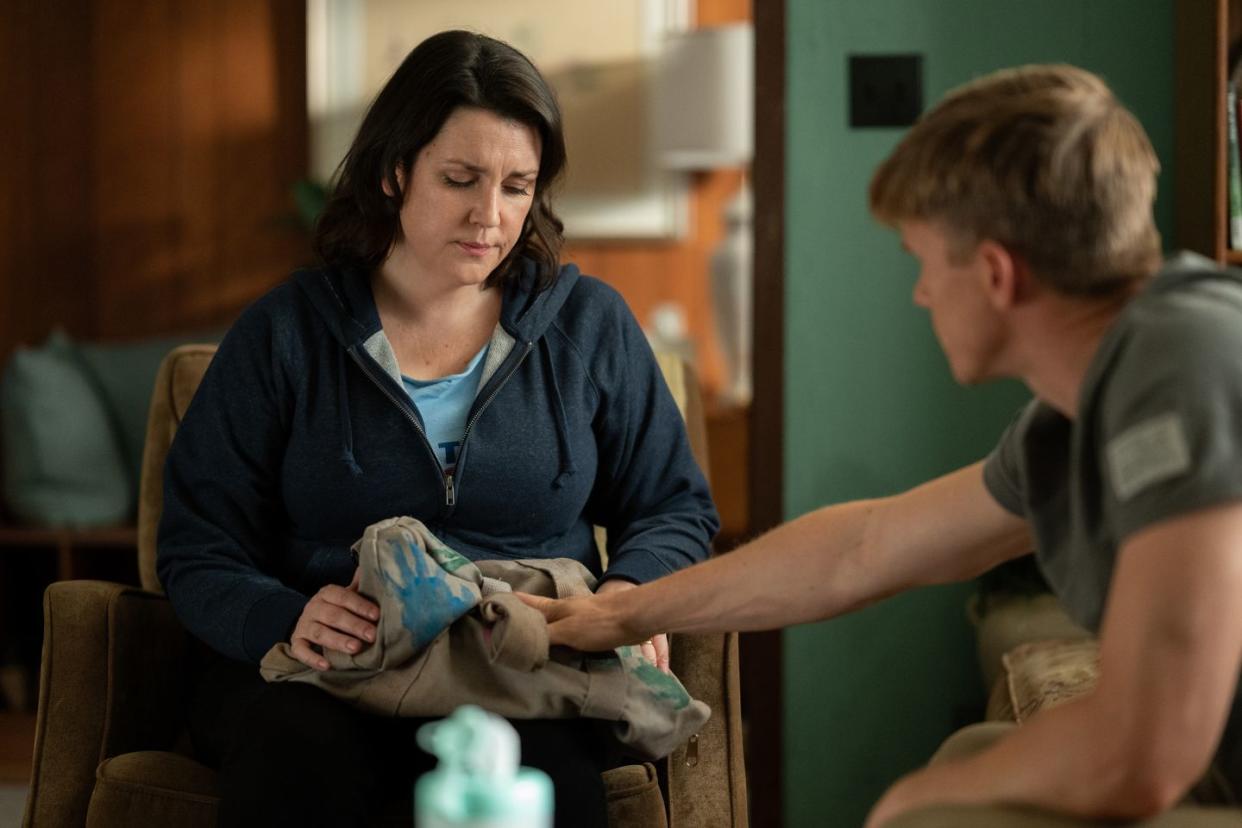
[1106,412,1191,502]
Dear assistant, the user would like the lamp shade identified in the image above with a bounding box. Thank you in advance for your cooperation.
[654,23,754,170]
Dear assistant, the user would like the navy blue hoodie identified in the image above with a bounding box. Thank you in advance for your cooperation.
[156,261,719,664]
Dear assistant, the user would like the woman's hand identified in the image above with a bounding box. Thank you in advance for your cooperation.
[594,579,670,673]
[289,568,380,671]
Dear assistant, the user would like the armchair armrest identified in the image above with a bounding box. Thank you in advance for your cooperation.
[666,631,748,827]
[25,581,190,828]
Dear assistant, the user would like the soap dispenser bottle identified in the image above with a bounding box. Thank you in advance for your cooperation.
[415,705,553,828]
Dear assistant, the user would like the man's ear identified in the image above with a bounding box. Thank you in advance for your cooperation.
[978,240,1030,310]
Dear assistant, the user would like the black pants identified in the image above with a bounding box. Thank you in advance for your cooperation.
[189,647,611,827]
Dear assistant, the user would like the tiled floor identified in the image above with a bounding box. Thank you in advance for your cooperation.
[0,785,27,824]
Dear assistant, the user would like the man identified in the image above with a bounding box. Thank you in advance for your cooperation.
[521,64,1242,825]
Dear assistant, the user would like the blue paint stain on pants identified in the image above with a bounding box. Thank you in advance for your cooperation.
[380,538,476,651]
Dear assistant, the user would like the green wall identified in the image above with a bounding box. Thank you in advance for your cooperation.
[782,2,1174,825]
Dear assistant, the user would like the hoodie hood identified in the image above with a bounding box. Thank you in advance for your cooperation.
[292,257,581,353]
[499,258,582,343]
[291,258,583,482]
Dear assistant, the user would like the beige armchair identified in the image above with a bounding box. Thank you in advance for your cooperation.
[24,344,748,827]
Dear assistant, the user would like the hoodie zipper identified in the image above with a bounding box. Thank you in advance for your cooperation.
[347,349,447,498]
[348,341,535,509]
[446,341,535,509]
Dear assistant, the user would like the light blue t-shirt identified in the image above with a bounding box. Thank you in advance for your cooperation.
[401,344,489,473]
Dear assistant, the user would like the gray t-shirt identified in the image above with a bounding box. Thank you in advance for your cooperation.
[982,252,1242,795]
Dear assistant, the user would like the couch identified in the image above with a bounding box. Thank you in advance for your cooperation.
[896,588,1242,825]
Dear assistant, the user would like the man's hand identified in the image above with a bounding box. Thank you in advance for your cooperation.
[289,568,380,671]
[517,589,649,655]
[595,579,670,672]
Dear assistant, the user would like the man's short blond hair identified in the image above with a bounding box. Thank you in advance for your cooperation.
[869,64,1162,296]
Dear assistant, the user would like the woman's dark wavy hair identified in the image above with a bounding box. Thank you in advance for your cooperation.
[314,30,567,289]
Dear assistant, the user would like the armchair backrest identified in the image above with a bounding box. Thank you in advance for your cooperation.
[652,351,710,479]
[137,344,216,593]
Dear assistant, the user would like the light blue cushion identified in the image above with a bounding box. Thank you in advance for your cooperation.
[74,331,221,496]
[0,331,131,527]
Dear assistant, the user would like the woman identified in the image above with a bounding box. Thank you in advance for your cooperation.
[156,29,718,827]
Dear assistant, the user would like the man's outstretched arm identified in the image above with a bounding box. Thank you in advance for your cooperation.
[523,460,1031,649]
[867,500,1242,826]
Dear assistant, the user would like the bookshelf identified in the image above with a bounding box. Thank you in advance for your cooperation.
[1175,0,1242,265]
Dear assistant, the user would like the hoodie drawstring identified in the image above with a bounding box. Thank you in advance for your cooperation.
[339,349,363,477]
[539,338,576,489]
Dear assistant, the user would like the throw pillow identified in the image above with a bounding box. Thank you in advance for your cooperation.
[0,331,132,527]
[1003,638,1100,724]
[74,331,222,495]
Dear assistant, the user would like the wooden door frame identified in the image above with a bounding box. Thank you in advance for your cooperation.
[743,1,785,825]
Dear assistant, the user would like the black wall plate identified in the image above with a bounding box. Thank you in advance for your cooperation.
[849,54,923,128]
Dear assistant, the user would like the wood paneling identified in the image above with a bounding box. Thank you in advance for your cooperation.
[0,0,308,363]
[706,401,750,541]
[0,0,96,361]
